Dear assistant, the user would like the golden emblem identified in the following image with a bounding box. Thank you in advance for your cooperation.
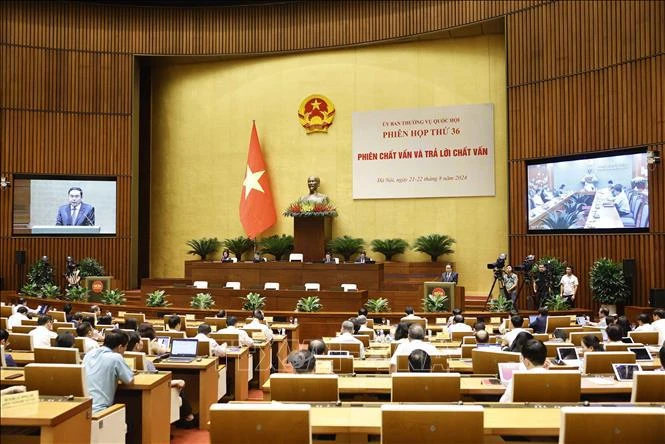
[298,95,335,134]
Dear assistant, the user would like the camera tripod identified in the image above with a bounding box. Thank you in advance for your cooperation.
[484,272,507,309]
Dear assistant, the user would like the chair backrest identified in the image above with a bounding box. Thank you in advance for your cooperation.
[210,332,239,347]
[462,317,478,327]
[352,335,370,347]
[210,403,311,444]
[0,317,6,330]
[225,281,241,290]
[462,336,477,344]
[628,331,659,345]
[315,355,354,374]
[264,282,280,290]
[403,318,427,330]
[584,352,636,374]
[0,344,6,366]
[559,406,665,443]
[48,311,67,322]
[124,312,146,324]
[34,346,80,364]
[461,344,476,359]
[396,354,448,372]
[74,337,86,353]
[21,319,39,326]
[545,342,576,358]
[570,331,602,346]
[391,373,461,402]
[304,282,320,291]
[451,331,474,342]
[185,326,199,338]
[140,338,152,355]
[8,332,33,351]
[0,306,13,317]
[605,342,644,352]
[471,349,521,375]
[341,283,357,291]
[513,370,581,402]
[204,317,228,330]
[56,327,77,336]
[270,374,339,402]
[545,316,572,333]
[631,371,665,402]
[532,333,550,342]
[11,325,36,334]
[193,281,208,289]
[123,351,147,371]
[24,363,87,396]
[326,342,361,358]
[289,253,304,262]
[381,405,484,444]
[79,312,98,323]
[159,331,186,340]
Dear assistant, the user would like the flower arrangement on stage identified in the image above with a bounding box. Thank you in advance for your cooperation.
[283,199,338,217]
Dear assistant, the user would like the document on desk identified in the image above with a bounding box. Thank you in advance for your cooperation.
[589,377,616,385]
[1,390,39,410]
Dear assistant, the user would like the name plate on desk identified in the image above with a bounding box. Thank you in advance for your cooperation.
[1,390,39,410]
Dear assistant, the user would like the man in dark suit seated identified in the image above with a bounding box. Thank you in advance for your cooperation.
[322,251,336,264]
[354,251,373,264]
[529,307,548,334]
[441,264,458,283]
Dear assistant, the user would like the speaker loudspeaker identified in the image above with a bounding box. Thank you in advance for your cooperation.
[15,250,26,265]
[622,259,635,279]
[650,289,665,309]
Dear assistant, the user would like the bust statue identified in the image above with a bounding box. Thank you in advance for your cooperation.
[300,176,329,204]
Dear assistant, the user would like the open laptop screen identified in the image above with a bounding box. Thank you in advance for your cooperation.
[628,347,652,361]
[612,363,641,381]
[171,339,197,357]
[557,347,579,361]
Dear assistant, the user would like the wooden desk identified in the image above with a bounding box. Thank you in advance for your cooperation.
[6,351,34,366]
[212,348,250,402]
[584,189,623,229]
[148,357,219,430]
[115,372,171,444]
[271,323,300,351]
[1,397,92,444]
[251,341,272,388]
[272,335,289,371]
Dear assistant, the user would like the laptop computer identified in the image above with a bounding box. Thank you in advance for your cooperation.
[628,346,653,362]
[576,316,587,326]
[612,363,642,381]
[476,343,502,350]
[556,347,579,361]
[497,362,523,386]
[166,339,198,363]
[156,336,171,350]
[620,336,634,344]
[528,315,538,324]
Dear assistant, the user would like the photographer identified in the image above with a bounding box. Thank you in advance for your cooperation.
[532,263,549,308]
[503,265,519,309]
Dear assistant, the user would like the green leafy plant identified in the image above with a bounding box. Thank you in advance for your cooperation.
[589,258,630,305]
[223,236,255,261]
[296,296,322,312]
[100,289,126,305]
[531,256,566,300]
[20,282,41,297]
[241,292,266,311]
[186,237,222,260]
[370,238,409,261]
[488,292,513,312]
[542,211,578,230]
[423,293,449,312]
[40,283,61,299]
[544,294,570,311]
[78,257,106,278]
[27,258,55,287]
[258,234,294,261]
[365,297,391,313]
[191,292,215,310]
[413,234,456,262]
[327,235,365,262]
[145,289,171,307]
[65,285,89,302]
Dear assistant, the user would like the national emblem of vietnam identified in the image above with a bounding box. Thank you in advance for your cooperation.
[298,95,335,134]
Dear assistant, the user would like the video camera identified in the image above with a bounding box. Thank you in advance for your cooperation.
[513,254,536,272]
[486,253,507,279]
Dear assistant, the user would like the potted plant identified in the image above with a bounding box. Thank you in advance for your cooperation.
[65,285,89,302]
[365,298,391,313]
[370,238,409,261]
[423,287,449,312]
[223,236,255,261]
[191,293,215,310]
[531,256,566,300]
[589,257,630,314]
[40,283,61,299]
[258,234,294,261]
[27,257,55,287]
[186,237,221,261]
[296,296,322,312]
[101,289,126,305]
[544,294,570,311]
[488,292,513,312]
[327,235,364,262]
[146,289,171,307]
[413,234,456,262]
[78,257,106,278]
[241,292,266,311]
[20,282,41,297]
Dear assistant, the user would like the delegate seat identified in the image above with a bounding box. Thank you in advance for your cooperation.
[270,374,339,402]
[472,349,521,375]
[583,351,636,374]
[631,371,665,402]
[570,331,602,346]
[545,315,572,334]
[396,354,448,372]
[34,346,80,364]
[8,332,33,351]
[304,282,320,291]
[314,355,354,375]
[326,341,361,358]
[381,405,484,444]
[391,373,461,402]
[559,406,665,443]
[123,312,147,324]
[341,283,357,291]
[224,281,241,290]
[288,253,304,262]
[264,282,280,290]
[512,370,581,402]
[628,331,659,345]
[193,280,208,289]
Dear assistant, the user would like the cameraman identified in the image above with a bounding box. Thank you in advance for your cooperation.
[532,263,549,308]
[503,265,519,309]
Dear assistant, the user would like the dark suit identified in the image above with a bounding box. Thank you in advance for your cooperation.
[441,271,458,284]
[529,315,548,334]
[56,202,95,226]
[354,256,373,264]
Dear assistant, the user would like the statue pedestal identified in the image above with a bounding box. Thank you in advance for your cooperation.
[293,216,333,262]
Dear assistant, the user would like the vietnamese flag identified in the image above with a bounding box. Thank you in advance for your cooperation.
[239,122,277,238]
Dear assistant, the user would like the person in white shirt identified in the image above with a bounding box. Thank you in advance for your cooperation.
[500,339,548,402]
[12,298,39,316]
[390,324,439,372]
[448,315,473,333]
[193,324,227,357]
[610,184,631,217]
[244,310,273,342]
[166,315,183,332]
[218,316,254,347]
[634,313,656,332]
[329,320,365,359]
[559,266,579,308]
[28,315,57,348]
[401,306,422,321]
[502,315,527,348]
[7,306,30,330]
[587,307,610,327]
[650,309,665,346]
[76,322,100,353]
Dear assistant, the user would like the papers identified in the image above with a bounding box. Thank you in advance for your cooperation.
[1,390,39,410]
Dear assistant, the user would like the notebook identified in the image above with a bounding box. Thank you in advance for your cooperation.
[628,346,653,362]
[612,363,642,381]
[167,339,197,363]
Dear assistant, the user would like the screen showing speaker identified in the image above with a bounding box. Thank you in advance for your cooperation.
[527,148,649,233]
[12,175,117,236]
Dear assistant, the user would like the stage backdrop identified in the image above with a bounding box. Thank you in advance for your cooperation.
[150,34,507,294]
[353,104,495,199]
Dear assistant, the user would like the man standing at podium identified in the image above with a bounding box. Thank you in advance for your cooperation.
[441,264,458,284]
[56,187,95,226]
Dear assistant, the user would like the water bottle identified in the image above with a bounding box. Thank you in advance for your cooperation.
[377,329,383,343]
[294,318,298,325]
[386,319,391,327]
[428,329,432,338]
[386,333,392,343]
[281,328,285,335]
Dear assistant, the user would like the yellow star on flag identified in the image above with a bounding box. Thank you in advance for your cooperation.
[243,165,265,199]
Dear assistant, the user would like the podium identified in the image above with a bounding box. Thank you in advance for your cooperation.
[293,216,332,262]
[423,281,461,310]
